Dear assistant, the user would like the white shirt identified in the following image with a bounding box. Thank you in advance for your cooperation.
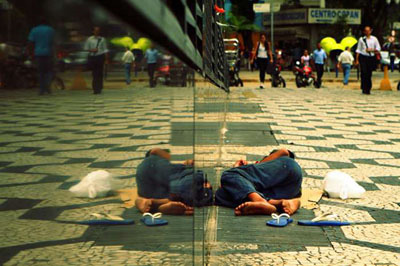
[84,36,108,56]
[257,43,268,58]
[301,55,310,66]
[338,50,354,65]
[356,35,381,57]
[122,50,135,64]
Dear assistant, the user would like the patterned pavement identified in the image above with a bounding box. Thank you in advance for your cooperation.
[0,82,400,265]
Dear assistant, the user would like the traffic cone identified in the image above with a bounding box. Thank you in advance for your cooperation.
[380,65,391,91]
[70,68,88,90]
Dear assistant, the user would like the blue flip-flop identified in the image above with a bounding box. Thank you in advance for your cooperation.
[298,213,351,226]
[140,212,168,226]
[266,213,293,227]
[78,213,135,225]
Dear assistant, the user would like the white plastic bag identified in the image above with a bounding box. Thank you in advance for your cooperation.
[322,170,366,199]
[69,170,117,198]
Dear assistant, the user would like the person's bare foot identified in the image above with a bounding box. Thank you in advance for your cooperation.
[282,198,301,215]
[135,198,152,213]
[234,201,277,216]
[158,201,190,215]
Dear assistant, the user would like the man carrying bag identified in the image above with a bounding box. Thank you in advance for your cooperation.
[355,26,381,95]
[85,26,109,94]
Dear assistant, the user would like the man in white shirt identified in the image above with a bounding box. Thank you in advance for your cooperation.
[355,26,381,95]
[84,26,109,94]
[121,47,135,85]
[337,46,354,85]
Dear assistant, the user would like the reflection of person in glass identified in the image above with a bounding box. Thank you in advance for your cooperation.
[135,148,213,215]
[215,149,302,216]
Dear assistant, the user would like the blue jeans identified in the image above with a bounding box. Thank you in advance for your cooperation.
[342,63,351,85]
[35,56,53,94]
[215,157,302,208]
[124,63,131,84]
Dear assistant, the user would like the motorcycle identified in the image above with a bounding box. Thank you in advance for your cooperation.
[270,62,286,88]
[293,60,316,88]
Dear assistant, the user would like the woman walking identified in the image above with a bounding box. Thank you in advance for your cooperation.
[251,33,273,89]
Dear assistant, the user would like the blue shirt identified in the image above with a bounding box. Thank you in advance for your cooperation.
[145,49,159,64]
[28,24,55,56]
[313,49,327,65]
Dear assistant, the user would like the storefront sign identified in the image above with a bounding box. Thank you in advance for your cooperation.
[253,3,270,13]
[264,9,307,25]
[308,8,361,24]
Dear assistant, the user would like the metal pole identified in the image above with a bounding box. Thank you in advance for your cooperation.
[270,2,274,54]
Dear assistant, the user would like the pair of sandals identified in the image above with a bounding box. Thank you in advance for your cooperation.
[78,212,168,227]
[266,212,351,227]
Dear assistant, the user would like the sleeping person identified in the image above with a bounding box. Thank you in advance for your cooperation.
[135,148,212,215]
[215,149,302,216]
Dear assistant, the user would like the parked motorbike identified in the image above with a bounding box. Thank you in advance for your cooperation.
[293,60,316,88]
[270,62,286,88]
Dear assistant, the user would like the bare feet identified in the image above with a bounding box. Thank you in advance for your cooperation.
[234,201,277,216]
[282,198,301,215]
[158,201,192,215]
[135,198,152,213]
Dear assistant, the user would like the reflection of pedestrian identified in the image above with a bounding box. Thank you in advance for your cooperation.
[355,26,381,95]
[337,47,354,85]
[301,50,310,66]
[251,33,273,89]
[145,44,159,87]
[27,17,55,95]
[121,47,135,85]
[386,35,396,72]
[84,26,109,94]
[312,42,327,88]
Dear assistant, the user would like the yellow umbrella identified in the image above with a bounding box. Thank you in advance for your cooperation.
[340,36,358,49]
[111,36,134,48]
[137,38,152,51]
[320,37,337,54]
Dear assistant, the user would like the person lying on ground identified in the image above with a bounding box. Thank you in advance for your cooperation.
[215,148,302,216]
[135,148,212,215]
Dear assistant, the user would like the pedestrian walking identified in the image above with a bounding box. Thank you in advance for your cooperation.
[145,44,159,87]
[251,33,273,89]
[121,47,135,85]
[355,26,381,95]
[301,50,311,67]
[337,47,354,86]
[27,17,55,95]
[312,42,327,88]
[384,34,396,72]
[85,26,109,94]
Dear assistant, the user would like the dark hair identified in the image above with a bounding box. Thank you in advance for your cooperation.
[260,33,268,47]
[37,16,48,25]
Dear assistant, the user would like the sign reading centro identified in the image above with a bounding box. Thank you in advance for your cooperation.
[309,8,361,25]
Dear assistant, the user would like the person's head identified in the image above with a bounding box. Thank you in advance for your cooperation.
[125,46,130,51]
[37,16,48,26]
[316,42,321,50]
[304,49,309,56]
[93,26,101,37]
[260,33,267,46]
[363,26,372,37]
[345,46,350,51]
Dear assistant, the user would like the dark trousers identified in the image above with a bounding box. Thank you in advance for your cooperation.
[315,63,324,87]
[215,157,302,208]
[257,58,268,83]
[148,63,157,87]
[90,55,105,94]
[359,54,376,94]
[35,56,53,95]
